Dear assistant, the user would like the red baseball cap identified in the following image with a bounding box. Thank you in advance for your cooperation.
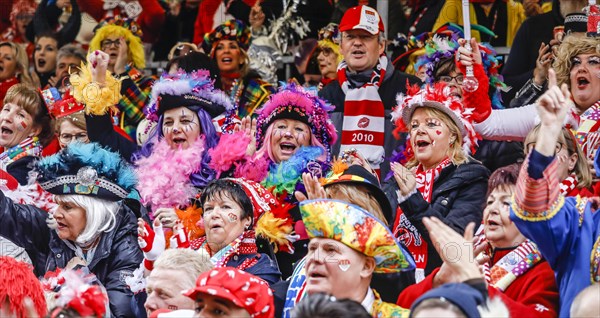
[183,267,274,318]
[339,5,384,35]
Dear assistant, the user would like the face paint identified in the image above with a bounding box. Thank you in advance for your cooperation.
[17,120,27,131]
[227,212,238,223]
[338,259,351,271]
[436,130,442,135]
[297,132,307,144]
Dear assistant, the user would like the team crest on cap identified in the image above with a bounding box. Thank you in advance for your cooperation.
[365,9,376,23]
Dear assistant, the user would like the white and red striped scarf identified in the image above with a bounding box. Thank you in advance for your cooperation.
[559,174,578,196]
[414,158,452,202]
[338,55,387,174]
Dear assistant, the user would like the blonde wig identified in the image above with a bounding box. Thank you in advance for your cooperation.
[88,25,145,69]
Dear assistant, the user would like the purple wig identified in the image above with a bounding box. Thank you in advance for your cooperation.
[135,106,219,188]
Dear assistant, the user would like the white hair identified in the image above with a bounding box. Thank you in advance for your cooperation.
[55,195,120,245]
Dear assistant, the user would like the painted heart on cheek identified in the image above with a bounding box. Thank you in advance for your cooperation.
[436,130,442,135]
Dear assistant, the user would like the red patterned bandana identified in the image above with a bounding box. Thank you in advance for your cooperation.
[414,158,451,202]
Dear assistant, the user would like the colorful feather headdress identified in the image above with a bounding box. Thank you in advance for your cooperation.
[416,25,508,109]
[35,142,137,201]
[144,70,234,122]
[392,83,480,156]
[255,83,338,161]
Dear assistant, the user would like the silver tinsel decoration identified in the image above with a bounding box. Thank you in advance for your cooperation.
[248,0,311,85]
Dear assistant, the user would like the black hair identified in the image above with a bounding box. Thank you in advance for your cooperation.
[166,51,223,90]
[291,293,372,318]
[35,30,62,48]
[200,179,253,222]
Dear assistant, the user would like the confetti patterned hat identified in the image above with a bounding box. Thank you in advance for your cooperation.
[299,199,415,273]
[184,267,274,318]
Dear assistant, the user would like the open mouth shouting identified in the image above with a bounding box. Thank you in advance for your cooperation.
[576,75,590,90]
[36,57,46,69]
[279,142,297,157]
[414,139,431,152]
[0,125,14,139]
[172,137,187,145]
[350,49,366,60]
[486,218,501,229]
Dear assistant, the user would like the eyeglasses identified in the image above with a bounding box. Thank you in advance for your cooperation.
[101,39,123,48]
[318,47,334,57]
[439,74,464,84]
[59,133,88,143]
[525,142,563,154]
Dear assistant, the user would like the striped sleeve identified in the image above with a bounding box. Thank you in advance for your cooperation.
[512,152,562,221]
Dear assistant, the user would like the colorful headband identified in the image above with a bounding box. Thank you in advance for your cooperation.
[35,142,137,201]
[144,70,234,122]
[202,19,251,57]
[255,83,338,161]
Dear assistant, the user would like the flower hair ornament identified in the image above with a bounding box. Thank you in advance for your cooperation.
[255,83,338,161]
[144,70,234,122]
[42,268,109,318]
[392,83,480,156]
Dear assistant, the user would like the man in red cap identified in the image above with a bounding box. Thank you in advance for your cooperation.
[319,5,421,180]
[184,267,275,318]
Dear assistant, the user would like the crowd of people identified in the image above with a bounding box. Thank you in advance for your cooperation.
[0,0,599,317]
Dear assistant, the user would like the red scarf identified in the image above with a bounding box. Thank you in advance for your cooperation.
[337,55,387,174]
[393,158,452,282]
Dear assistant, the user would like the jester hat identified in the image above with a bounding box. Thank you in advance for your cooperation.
[299,199,415,273]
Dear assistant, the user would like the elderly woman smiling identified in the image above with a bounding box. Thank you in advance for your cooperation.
[385,83,489,280]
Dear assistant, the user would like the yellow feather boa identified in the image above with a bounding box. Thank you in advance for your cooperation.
[70,63,121,116]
